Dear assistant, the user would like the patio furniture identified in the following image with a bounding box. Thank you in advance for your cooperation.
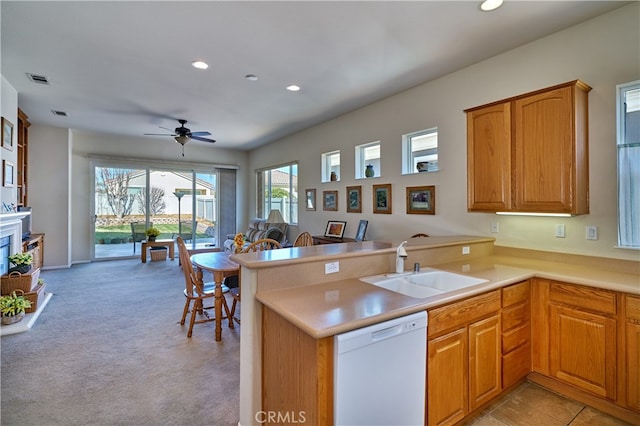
[130,221,152,254]
[172,220,198,242]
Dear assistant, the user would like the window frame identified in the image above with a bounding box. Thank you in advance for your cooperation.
[355,141,381,179]
[257,162,298,225]
[321,150,340,182]
[402,127,439,175]
[616,80,640,249]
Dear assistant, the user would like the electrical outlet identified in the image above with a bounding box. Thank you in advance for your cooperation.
[325,261,339,274]
[555,224,566,238]
[490,221,499,233]
[462,246,470,255]
[586,226,598,240]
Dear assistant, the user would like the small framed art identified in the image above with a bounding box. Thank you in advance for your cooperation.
[305,188,316,211]
[346,185,362,213]
[324,220,346,238]
[323,190,338,211]
[355,219,368,241]
[1,117,14,151]
[373,183,392,214]
[3,160,14,187]
[406,185,435,215]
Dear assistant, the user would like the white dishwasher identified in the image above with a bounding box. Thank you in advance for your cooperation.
[334,311,427,426]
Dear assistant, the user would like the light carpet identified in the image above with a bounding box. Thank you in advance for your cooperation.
[1,258,240,426]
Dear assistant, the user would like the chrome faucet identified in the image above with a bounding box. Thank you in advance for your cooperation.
[414,262,420,273]
[396,241,408,273]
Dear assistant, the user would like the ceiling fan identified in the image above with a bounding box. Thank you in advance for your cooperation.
[145,119,216,155]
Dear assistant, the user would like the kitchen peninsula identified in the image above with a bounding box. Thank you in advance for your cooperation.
[231,237,640,426]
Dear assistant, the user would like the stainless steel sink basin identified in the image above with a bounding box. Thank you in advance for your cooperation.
[360,268,488,299]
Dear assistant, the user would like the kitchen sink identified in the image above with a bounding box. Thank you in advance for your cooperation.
[360,268,488,299]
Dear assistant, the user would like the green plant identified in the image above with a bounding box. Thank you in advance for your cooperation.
[0,291,32,317]
[145,227,160,237]
[7,252,33,267]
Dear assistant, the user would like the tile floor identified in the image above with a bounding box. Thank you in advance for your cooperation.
[467,381,635,426]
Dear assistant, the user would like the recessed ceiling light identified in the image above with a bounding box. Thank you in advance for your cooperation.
[245,74,258,81]
[480,0,503,11]
[192,61,209,70]
[286,85,301,92]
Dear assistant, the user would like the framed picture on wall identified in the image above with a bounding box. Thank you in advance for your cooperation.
[1,117,13,151]
[406,185,436,215]
[3,160,14,187]
[323,190,338,211]
[305,188,316,211]
[373,183,392,214]
[346,185,362,213]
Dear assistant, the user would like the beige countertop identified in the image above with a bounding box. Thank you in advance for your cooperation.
[256,253,640,339]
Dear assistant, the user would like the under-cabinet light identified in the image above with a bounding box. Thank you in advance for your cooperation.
[496,212,572,217]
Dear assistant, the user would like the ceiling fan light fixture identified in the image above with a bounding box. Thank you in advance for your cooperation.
[192,60,209,70]
[175,135,190,145]
[480,0,503,11]
[245,74,258,81]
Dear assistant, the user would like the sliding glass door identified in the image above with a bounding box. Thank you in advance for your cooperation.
[93,164,223,260]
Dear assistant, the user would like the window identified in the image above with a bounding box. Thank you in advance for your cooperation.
[321,151,340,182]
[402,128,439,174]
[258,162,298,225]
[617,81,640,248]
[355,141,381,179]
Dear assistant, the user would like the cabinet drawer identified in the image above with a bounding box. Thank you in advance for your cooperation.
[428,290,500,337]
[626,295,640,321]
[502,280,530,307]
[502,323,530,354]
[502,301,529,332]
[503,342,531,389]
[549,282,616,315]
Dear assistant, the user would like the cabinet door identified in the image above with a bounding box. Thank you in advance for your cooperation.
[466,102,512,212]
[469,315,502,411]
[626,320,640,411]
[513,86,574,213]
[549,304,616,399]
[428,328,467,426]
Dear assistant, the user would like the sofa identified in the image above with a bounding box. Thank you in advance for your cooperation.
[224,218,288,252]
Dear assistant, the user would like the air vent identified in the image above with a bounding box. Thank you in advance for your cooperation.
[51,110,67,117]
[26,73,50,85]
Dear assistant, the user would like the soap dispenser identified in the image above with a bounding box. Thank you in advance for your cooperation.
[396,241,408,274]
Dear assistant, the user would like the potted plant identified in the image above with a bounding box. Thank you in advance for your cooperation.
[0,290,32,325]
[145,227,160,242]
[7,252,33,274]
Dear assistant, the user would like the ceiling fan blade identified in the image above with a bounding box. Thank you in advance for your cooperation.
[159,126,175,132]
[190,135,216,143]
[144,133,176,136]
[190,131,212,137]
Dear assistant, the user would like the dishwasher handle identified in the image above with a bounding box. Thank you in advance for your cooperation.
[371,324,403,341]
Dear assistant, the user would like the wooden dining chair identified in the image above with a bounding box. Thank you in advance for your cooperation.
[228,238,282,324]
[293,231,314,247]
[411,233,430,238]
[176,236,233,337]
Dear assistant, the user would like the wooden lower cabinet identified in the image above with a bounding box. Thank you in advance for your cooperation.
[549,304,617,398]
[626,295,640,412]
[427,328,468,426]
[427,290,501,426]
[501,280,531,389]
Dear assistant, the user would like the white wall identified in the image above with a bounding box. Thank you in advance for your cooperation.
[248,3,640,261]
[0,76,18,207]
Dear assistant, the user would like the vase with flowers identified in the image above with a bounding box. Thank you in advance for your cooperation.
[233,233,246,254]
[145,227,161,242]
[7,253,33,274]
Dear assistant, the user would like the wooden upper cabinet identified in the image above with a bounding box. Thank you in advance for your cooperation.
[466,80,591,214]
[466,102,512,211]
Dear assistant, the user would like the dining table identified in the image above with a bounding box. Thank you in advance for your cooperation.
[190,251,240,341]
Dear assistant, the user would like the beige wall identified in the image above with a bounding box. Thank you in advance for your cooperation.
[1,76,18,207]
[247,3,640,261]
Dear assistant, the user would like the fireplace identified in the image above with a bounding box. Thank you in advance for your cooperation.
[0,212,30,275]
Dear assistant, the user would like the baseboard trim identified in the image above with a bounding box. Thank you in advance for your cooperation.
[527,372,640,425]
